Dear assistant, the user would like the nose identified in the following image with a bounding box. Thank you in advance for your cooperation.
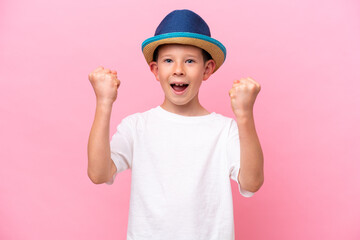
[173,62,185,76]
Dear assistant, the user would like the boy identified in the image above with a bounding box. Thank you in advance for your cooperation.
[88,9,264,240]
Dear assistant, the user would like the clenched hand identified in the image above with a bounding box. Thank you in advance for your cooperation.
[229,77,261,117]
[88,66,120,105]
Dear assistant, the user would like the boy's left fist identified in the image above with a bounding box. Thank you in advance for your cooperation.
[229,77,261,116]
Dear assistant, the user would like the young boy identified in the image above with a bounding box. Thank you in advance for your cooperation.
[88,9,264,240]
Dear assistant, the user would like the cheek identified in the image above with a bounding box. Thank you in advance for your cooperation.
[189,80,202,93]
[157,67,170,79]
[192,67,205,78]
[156,70,165,81]
[159,76,170,89]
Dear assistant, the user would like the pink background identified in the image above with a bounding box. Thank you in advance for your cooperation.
[1,0,359,239]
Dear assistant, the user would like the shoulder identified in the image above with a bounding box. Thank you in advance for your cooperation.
[116,106,158,129]
[210,112,238,135]
[211,112,236,125]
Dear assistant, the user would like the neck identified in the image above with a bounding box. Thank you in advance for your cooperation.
[160,95,210,116]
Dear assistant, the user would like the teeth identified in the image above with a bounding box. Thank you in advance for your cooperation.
[174,83,185,86]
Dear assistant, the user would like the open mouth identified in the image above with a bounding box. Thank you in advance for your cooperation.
[170,83,189,92]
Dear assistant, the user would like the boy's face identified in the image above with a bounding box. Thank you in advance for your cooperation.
[149,44,215,109]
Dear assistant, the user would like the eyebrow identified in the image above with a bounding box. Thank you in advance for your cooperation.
[159,54,173,58]
[159,54,200,59]
[184,54,200,58]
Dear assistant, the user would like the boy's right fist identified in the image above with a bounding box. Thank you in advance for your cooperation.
[88,66,120,104]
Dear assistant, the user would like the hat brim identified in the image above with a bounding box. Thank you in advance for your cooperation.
[142,32,226,73]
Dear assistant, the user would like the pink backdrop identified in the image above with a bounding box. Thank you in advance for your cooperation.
[1,0,359,239]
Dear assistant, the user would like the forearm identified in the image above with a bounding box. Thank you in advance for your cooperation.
[236,112,264,192]
[87,101,113,184]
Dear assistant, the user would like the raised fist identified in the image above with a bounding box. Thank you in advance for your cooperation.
[88,66,120,104]
[229,77,261,116]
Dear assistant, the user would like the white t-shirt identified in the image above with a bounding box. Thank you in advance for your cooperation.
[106,106,254,240]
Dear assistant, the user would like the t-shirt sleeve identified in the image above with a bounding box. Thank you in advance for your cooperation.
[105,116,134,185]
[226,118,255,198]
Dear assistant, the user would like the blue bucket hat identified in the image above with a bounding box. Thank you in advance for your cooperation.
[141,9,227,73]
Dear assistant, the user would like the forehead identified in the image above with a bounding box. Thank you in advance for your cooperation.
[157,44,202,56]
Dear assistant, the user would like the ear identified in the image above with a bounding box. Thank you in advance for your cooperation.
[203,59,216,81]
[149,61,160,81]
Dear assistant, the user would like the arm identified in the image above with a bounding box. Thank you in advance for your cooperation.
[87,101,115,184]
[87,66,120,184]
[229,77,264,192]
[236,112,264,192]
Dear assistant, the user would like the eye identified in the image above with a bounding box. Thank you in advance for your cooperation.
[186,59,195,63]
[164,59,173,63]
